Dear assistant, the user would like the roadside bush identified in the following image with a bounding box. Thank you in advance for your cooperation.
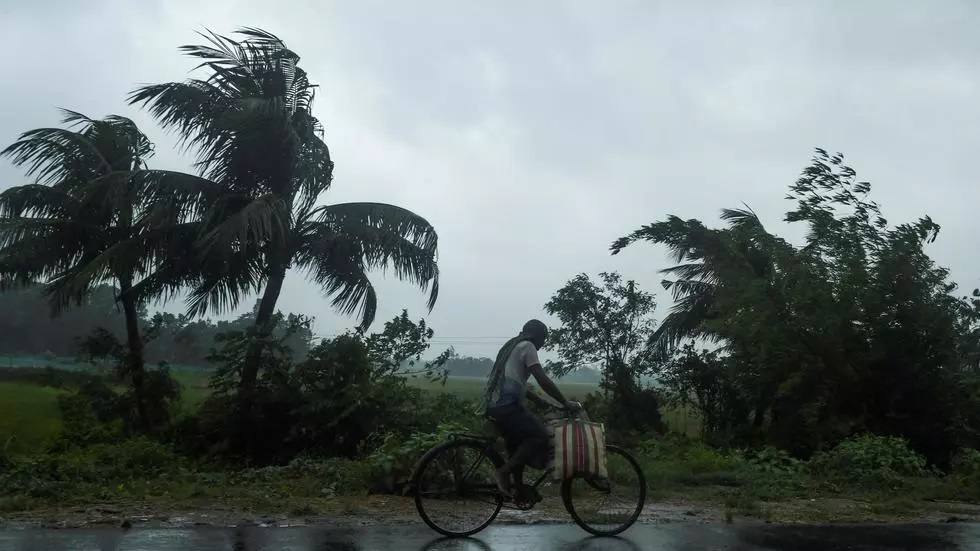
[364,422,470,494]
[195,330,472,466]
[0,437,180,498]
[636,434,740,487]
[808,434,927,487]
[732,446,803,475]
[952,448,980,477]
[55,437,180,481]
[951,448,980,495]
[233,456,372,497]
[53,389,125,450]
[398,391,480,435]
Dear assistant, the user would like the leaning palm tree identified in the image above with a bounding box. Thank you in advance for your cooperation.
[610,208,790,357]
[0,111,168,431]
[128,28,440,404]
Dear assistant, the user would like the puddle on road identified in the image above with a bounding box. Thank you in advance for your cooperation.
[1,522,979,550]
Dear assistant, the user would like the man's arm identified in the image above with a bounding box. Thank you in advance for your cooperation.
[528,363,573,408]
[520,342,577,409]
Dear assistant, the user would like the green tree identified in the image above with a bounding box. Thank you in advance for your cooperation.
[0,112,170,431]
[544,271,662,431]
[363,309,453,381]
[613,148,980,463]
[127,28,440,408]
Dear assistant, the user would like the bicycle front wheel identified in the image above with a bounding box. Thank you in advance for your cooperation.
[560,444,646,536]
[413,439,504,537]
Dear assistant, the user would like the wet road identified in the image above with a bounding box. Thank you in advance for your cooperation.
[2,523,979,550]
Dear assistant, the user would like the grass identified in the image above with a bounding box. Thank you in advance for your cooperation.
[170,370,211,411]
[0,381,65,455]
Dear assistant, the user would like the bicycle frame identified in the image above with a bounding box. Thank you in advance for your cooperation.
[444,405,586,505]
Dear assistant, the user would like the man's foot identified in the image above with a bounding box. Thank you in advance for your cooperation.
[514,484,543,505]
[493,468,513,498]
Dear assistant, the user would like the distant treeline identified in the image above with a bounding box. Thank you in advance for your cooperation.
[0,285,312,366]
[0,284,601,382]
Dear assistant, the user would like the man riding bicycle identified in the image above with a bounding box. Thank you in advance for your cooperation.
[479,319,579,498]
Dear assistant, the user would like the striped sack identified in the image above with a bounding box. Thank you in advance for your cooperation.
[550,420,608,481]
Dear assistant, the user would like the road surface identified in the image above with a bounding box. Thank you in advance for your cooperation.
[2,523,979,550]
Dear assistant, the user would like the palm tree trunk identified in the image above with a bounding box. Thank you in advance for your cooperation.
[118,282,148,433]
[239,262,288,400]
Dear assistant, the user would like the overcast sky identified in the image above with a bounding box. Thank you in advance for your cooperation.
[2,0,979,358]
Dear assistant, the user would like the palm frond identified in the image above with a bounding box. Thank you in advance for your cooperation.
[198,192,290,254]
[309,202,439,311]
[295,241,378,330]
[182,251,266,317]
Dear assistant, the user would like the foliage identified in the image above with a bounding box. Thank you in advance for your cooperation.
[71,328,181,436]
[0,437,179,499]
[363,422,469,494]
[731,446,803,475]
[657,343,753,446]
[544,272,656,376]
[950,448,980,494]
[363,309,453,381]
[544,271,662,432]
[188,309,473,465]
[952,448,980,478]
[614,148,980,465]
[809,434,927,486]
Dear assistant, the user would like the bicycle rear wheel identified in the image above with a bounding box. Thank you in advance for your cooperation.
[560,444,646,536]
[413,439,504,537]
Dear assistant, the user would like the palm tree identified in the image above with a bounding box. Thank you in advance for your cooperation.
[128,28,440,404]
[0,111,168,431]
[610,209,783,356]
[612,208,805,427]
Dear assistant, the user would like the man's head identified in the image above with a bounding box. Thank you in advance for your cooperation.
[521,319,549,350]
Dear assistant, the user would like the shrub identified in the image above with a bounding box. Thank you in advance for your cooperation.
[0,437,180,498]
[951,448,980,495]
[581,387,666,444]
[732,446,803,475]
[952,448,980,478]
[364,422,470,494]
[808,434,927,486]
[635,434,741,488]
[53,390,125,450]
[233,456,372,496]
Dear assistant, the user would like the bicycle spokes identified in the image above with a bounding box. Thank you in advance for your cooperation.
[414,441,503,537]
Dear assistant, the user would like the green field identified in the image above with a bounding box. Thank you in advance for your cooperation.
[1,363,701,456]
[0,381,65,455]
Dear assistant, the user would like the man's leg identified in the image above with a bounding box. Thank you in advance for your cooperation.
[494,409,548,497]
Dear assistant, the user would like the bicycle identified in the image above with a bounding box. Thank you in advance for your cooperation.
[411,405,646,538]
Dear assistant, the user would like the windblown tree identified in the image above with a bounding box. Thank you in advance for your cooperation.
[128,28,440,409]
[613,149,980,463]
[544,272,663,432]
[0,112,169,431]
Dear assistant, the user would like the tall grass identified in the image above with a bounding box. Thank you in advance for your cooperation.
[0,381,65,455]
